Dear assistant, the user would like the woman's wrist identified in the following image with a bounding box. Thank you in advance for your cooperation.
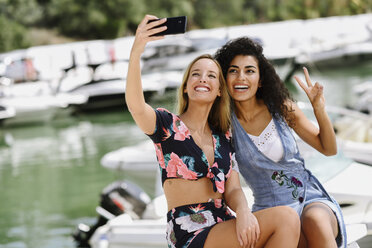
[235,205,251,216]
[313,104,327,116]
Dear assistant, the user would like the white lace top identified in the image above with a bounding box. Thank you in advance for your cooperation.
[247,119,284,162]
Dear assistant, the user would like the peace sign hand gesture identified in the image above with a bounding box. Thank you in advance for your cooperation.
[294,67,325,110]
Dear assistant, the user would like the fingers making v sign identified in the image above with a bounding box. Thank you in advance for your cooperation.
[294,67,326,110]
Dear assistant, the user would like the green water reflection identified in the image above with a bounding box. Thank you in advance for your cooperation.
[0,62,372,247]
[0,110,153,247]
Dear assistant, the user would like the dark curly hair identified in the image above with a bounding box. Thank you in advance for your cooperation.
[214,37,295,127]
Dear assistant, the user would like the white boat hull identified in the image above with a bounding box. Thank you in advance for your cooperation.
[90,186,368,248]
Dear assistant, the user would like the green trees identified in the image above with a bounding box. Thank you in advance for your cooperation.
[0,16,29,52]
[0,0,42,51]
[42,0,145,38]
[0,0,371,53]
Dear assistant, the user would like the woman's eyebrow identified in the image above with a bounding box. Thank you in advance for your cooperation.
[229,65,257,69]
[191,69,217,74]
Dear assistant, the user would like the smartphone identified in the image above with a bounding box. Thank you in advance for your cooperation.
[148,16,187,36]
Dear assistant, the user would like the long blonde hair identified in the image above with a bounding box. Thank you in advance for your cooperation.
[177,54,231,133]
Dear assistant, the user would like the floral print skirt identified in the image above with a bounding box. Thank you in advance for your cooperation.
[166,199,235,248]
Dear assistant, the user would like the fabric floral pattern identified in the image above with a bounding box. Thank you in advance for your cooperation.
[175,210,216,233]
[225,129,232,140]
[166,199,235,247]
[154,143,165,169]
[213,198,222,208]
[185,228,205,246]
[172,118,191,141]
[272,171,303,200]
[207,162,226,193]
[162,127,171,141]
[166,220,176,248]
[147,108,234,193]
[213,135,223,160]
[166,152,198,180]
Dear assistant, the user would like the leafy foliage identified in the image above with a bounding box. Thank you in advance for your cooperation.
[0,0,371,52]
[0,16,30,52]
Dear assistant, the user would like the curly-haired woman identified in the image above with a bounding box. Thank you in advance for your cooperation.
[215,37,347,248]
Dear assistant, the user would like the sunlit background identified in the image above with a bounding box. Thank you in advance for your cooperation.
[1,0,372,247]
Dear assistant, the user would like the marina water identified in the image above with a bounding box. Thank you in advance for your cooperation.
[1,62,372,247]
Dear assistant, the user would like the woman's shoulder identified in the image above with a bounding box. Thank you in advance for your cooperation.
[154,107,178,120]
[151,107,178,130]
[155,107,172,114]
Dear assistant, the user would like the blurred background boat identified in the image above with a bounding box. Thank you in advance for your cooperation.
[99,132,372,228]
[0,76,88,125]
[1,14,372,121]
[298,102,372,166]
[1,12,372,248]
[85,134,372,247]
[0,104,15,124]
[353,81,372,114]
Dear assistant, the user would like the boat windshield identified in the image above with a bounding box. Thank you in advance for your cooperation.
[297,138,352,183]
[296,103,356,182]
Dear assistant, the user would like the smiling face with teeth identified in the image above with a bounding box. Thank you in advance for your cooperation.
[226,55,260,102]
[183,58,221,103]
[177,54,231,133]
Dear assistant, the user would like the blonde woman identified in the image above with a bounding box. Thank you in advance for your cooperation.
[126,15,300,248]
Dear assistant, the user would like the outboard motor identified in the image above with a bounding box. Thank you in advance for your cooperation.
[72,180,151,247]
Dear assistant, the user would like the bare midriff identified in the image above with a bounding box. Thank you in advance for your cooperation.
[164,177,223,211]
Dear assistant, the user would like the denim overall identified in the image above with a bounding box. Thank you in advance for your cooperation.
[231,113,347,247]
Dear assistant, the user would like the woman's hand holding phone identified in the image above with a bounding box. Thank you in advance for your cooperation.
[131,15,167,55]
[148,16,187,36]
[131,15,187,56]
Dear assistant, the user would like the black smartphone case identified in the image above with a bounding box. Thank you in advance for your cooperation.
[149,16,187,36]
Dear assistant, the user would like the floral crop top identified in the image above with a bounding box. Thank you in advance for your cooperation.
[147,108,237,193]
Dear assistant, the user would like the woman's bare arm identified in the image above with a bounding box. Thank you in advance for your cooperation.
[224,171,260,247]
[125,15,167,134]
[292,67,337,156]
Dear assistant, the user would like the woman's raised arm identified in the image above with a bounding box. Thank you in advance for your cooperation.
[125,15,167,134]
[292,67,337,156]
